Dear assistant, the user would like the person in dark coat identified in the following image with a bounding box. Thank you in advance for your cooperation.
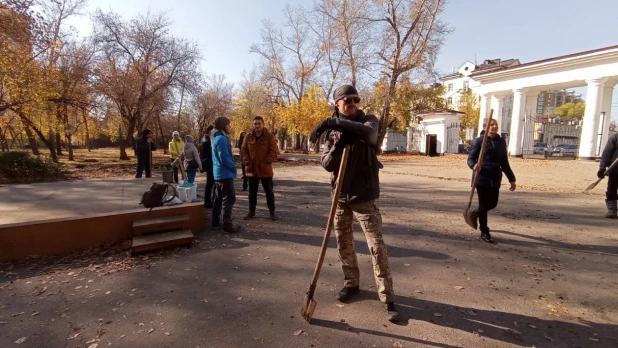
[200,125,215,208]
[237,131,248,191]
[467,118,516,243]
[598,132,618,218]
[135,128,157,178]
[310,84,399,323]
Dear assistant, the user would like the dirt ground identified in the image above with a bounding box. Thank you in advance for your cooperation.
[1,156,617,348]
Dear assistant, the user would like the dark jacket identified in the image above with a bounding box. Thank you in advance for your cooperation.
[136,136,156,161]
[241,128,279,178]
[600,133,618,175]
[321,110,381,204]
[200,136,214,171]
[467,132,515,188]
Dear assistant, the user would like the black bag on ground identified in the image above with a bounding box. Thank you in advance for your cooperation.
[140,183,177,208]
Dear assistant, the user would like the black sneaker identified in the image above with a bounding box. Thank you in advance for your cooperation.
[386,302,400,323]
[335,285,360,302]
[243,212,256,220]
[211,223,222,230]
[269,211,278,221]
[223,225,242,234]
[481,232,494,243]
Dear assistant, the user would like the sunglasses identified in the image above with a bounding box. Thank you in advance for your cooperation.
[341,96,361,104]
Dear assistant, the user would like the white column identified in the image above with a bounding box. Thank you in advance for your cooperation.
[490,95,504,134]
[579,78,607,159]
[508,88,527,156]
[478,92,491,135]
[599,85,614,155]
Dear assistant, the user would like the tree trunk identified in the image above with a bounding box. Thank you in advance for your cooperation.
[377,77,399,153]
[0,126,7,152]
[24,124,39,155]
[55,132,63,156]
[157,112,168,155]
[16,110,58,162]
[82,108,92,151]
[66,133,74,161]
[118,124,129,160]
[294,133,301,150]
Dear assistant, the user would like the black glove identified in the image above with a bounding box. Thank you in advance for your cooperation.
[598,168,606,179]
[337,132,357,147]
[309,118,335,143]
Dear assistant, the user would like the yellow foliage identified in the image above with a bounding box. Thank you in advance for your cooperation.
[275,85,330,136]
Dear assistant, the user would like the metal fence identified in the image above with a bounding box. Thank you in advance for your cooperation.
[521,118,582,159]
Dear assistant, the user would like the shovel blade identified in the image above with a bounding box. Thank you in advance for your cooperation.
[585,178,603,191]
[301,294,317,323]
[463,208,478,230]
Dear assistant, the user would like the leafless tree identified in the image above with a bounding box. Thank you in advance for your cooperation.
[91,10,201,160]
[193,74,233,139]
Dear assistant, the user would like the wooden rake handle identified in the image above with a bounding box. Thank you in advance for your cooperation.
[467,109,494,209]
[306,145,351,298]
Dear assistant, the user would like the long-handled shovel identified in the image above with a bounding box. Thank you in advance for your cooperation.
[586,156,618,191]
[464,109,494,229]
[301,145,351,323]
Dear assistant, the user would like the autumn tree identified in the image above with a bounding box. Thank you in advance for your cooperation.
[369,0,450,149]
[193,74,234,139]
[552,102,586,120]
[92,10,201,160]
[457,90,479,140]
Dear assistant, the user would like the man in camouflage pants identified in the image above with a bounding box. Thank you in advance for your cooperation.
[310,84,399,323]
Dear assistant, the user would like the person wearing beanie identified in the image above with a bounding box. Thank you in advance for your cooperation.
[135,128,157,178]
[173,134,202,186]
[211,116,241,233]
[168,130,185,183]
[200,125,215,208]
[309,84,400,323]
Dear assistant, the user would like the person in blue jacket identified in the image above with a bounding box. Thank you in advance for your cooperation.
[467,118,516,243]
[211,116,241,233]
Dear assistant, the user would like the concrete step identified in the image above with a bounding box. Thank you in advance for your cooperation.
[132,215,190,236]
[131,229,194,255]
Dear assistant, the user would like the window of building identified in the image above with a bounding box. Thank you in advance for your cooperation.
[447,97,453,105]
[463,81,469,91]
[448,84,453,91]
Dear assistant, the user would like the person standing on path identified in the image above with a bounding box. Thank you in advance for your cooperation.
[598,132,618,218]
[135,128,156,178]
[309,84,399,323]
[168,131,185,183]
[237,131,249,191]
[173,135,202,186]
[241,116,279,221]
[467,118,517,243]
[200,125,215,208]
[211,116,241,233]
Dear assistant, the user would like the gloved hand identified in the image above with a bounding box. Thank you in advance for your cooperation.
[337,133,357,147]
[598,168,606,179]
[309,118,335,144]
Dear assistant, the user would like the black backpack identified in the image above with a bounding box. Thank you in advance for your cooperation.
[140,183,177,208]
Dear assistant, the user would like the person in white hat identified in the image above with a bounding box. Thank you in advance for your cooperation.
[168,130,184,183]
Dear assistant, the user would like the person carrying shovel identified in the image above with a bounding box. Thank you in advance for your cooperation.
[597,132,618,218]
[467,118,516,243]
[308,84,399,323]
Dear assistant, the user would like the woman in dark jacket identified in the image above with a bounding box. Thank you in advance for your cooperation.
[467,118,517,243]
[200,125,215,208]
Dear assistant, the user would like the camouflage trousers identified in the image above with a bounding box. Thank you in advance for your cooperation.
[334,199,394,303]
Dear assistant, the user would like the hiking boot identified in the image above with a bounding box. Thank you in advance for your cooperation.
[244,211,256,220]
[211,223,222,230]
[480,227,494,243]
[386,302,400,323]
[335,285,360,302]
[223,225,242,234]
[269,211,278,221]
[605,200,617,219]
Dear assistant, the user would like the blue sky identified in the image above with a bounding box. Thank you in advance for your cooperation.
[69,0,618,115]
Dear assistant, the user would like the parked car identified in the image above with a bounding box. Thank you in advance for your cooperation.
[553,144,578,156]
[533,142,552,154]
